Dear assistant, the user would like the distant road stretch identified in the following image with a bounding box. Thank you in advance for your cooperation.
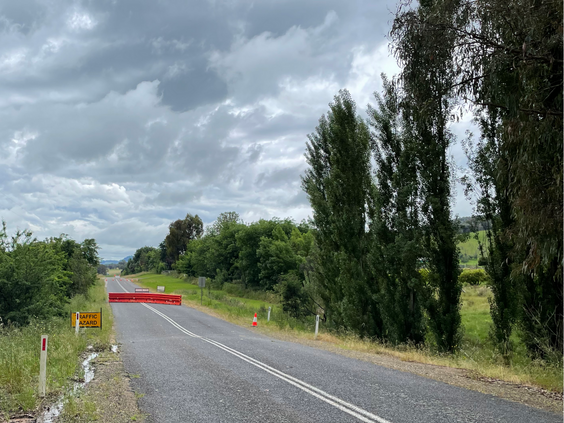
[107,277,559,423]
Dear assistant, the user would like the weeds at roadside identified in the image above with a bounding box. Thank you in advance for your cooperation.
[0,277,113,418]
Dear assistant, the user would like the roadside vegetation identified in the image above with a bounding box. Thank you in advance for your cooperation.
[0,277,113,420]
[0,224,114,420]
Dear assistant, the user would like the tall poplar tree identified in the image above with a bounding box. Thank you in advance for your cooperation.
[392,1,462,352]
[368,76,426,344]
[402,0,563,355]
[302,90,380,337]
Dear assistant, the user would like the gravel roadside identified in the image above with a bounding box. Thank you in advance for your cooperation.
[56,347,145,423]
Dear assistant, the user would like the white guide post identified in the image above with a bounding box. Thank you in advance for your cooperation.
[267,307,271,322]
[75,312,80,336]
[314,315,319,339]
[39,335,48,397]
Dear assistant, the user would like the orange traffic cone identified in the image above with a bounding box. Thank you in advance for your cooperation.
[252,313,258,327]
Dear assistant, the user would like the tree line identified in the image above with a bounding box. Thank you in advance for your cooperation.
[122,213,317,318]
[0,222,100,326]
[125,0,561,360]
[301,0,561,357]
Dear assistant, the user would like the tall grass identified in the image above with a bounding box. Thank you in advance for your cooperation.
[0,278,113,419]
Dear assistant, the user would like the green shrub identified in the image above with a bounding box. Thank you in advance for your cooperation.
[459,269,490,286]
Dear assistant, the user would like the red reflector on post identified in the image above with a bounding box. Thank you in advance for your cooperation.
[42,338,46,351]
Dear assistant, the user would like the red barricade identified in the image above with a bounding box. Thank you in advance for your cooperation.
[108,292,181,306]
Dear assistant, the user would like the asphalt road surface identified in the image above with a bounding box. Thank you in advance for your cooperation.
[107,277,560,423]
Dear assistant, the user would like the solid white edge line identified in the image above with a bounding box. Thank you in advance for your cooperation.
[141,303,392,423]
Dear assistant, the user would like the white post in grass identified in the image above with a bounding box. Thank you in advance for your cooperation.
[75,312,80,336]
[267,307,271,322]
[39,335,48,397]
[314,315,319,339]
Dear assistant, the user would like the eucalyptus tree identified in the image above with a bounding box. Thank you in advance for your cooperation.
[164,213,204,265]
[396,0,563,355]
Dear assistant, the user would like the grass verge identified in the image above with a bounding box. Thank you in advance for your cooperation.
[0,277,113,420]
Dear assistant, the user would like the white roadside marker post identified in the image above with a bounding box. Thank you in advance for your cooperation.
[39,335,48,397]
[267,307,271,322]
[314,315,319,339]
[75,312,80,336]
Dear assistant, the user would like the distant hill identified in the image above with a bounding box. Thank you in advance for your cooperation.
[456,216,489,233]
[101,255,132,265]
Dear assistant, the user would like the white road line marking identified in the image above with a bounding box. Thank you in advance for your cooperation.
[111,279,390,422]
[115,278,128,292]
[140,302,392,423]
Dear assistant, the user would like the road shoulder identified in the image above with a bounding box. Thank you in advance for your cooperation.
[57,345,145,423]
[179,300,563,415]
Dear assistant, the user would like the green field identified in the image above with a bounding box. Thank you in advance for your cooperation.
[457,230,488,267]
[107,268,121,276]
[460,285,492,343]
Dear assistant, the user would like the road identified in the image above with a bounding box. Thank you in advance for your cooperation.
[107,277,560,423]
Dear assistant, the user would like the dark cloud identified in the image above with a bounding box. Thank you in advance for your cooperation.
[0,0,472,259]
[159,67,228,112]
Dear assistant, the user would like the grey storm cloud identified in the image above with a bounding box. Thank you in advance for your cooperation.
[0,0,471,259]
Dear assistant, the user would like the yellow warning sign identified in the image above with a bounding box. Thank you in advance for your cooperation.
[71,310,102,328]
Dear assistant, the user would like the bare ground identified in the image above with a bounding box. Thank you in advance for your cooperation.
[55,348,145,423]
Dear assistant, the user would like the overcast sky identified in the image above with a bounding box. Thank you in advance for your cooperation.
[0,0,474,260]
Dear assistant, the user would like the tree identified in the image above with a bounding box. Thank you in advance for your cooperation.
[123,246,161,275]
[464,108,520,359]
[235,219,295,289]
[51,236,99,296]
[205,213,245,283]
[277,272,312,318]
[164,213,203,264]
[81,239,100,267]
[392,2,462,352]
[400,0,563,355]
[68,249,97,297]
[257,227,300,291]
[146,249,164,273]
[368,75,426,344]
[0,227,70,325]
[302,89,380,337]
[207,211,242,236]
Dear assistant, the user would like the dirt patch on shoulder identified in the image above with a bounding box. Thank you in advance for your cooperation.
[57,348,145,423]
